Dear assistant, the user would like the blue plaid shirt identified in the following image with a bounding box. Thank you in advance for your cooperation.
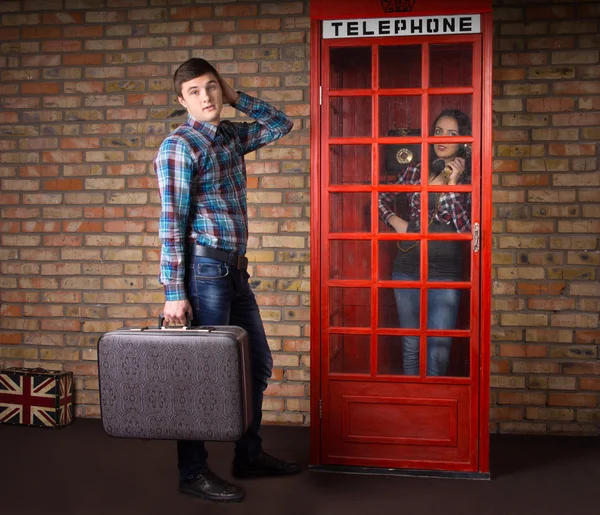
[154,92,293,301]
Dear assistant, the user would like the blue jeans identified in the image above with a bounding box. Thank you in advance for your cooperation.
[177,255,273,480]
[392,271,461,376]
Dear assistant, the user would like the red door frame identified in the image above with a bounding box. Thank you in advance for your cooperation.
[310,4,493,476]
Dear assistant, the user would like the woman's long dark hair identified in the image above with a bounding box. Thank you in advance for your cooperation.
[429,109,472,184]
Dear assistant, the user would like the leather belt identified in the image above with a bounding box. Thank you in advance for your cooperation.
[193,244,248,270]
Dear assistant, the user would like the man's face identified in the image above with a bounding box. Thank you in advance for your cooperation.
[177,73,223,125]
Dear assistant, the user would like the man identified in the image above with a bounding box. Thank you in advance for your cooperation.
[154,58,300,503]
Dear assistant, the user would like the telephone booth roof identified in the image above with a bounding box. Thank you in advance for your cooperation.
[311,0,492,20]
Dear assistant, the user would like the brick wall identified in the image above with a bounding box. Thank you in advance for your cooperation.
[0,0,598,435]
[491,0,599,434]
[0,0,311,422]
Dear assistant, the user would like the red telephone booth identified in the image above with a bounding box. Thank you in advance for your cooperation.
[309,0,493,477]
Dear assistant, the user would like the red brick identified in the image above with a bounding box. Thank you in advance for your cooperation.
[549,144,596,156]
[574,331,600,344]
[527,98,575,112]
[215,5,258,17]
[63,26,104,38]
[238,19,282,31]
[126,177,157,189]
[1,208,39,219]
[169,7,211,19]
[493,68,526,81]
[21,83,61,95]
[580,378,600,391]
[517,282,567,296]
[42,40,82,53]
[0,28,21,40]
[0,112,18,124]
[548,393,597,408]
[18,277,58,289]
[63,221,104,233]
[20,27,60,38]
[63,54,103,66]
[0,334,22,345]
[60,138,101,149]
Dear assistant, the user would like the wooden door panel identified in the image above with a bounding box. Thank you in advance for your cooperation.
[326,381,473,468]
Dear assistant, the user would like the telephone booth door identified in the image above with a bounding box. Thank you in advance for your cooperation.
[310,3,493,476]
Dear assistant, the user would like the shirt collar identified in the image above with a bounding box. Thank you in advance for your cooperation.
[186,116,220,141]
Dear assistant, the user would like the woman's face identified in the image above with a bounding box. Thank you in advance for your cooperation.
[433,116,460,161]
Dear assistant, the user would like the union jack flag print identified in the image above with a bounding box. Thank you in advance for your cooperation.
[0,368,73,428]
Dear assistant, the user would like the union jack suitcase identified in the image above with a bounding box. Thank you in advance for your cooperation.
[97,324,253,441]
[0,367,74,428]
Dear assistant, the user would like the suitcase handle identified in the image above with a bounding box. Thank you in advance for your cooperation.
[158,313,192,330]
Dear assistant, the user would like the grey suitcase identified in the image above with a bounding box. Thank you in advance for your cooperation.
[97,324,253,441]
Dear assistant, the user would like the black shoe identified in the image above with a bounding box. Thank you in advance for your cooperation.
[179,467,245,503]
[232,450,301,479]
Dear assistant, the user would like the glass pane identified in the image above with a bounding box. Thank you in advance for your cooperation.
[330,192,370,233]
[377,335,405,375]
[330,240,371,280]
[330,334,370,374]
[378,189,422,234]
[391,282,420,329]
[427,212,472,282]
[379,96,421,137]
[377,287,399,328]
[424,336,470,377]
[378,240,421,280]
[426,288,470,331]
[379,141,422,185]
[446,338,471,377]
[378,335,470,377]
[330,145,371,185]
[377,284,421,329]
[379,45,421,89]
[378,240,397,280]
[428,95,472,137]
[329,287,371,328]
[330,47,371,90]
[430,43,473,88]
[330,97,372,138]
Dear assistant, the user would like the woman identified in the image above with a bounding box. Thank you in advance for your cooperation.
[378,109,472,376]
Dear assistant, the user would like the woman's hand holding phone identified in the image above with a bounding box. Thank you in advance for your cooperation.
[444,157,465,185]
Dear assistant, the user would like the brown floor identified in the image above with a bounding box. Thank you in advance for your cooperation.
[1,418,598,515]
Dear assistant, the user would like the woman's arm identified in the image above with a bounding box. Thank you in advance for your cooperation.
[435,158,471,232]
[388,214,408,233]
[378,164,419,232]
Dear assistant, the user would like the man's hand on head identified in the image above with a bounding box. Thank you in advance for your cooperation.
[216,72,240,105]
[163,299,193,326]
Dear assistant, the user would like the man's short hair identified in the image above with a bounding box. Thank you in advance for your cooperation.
[173,58,218,97]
